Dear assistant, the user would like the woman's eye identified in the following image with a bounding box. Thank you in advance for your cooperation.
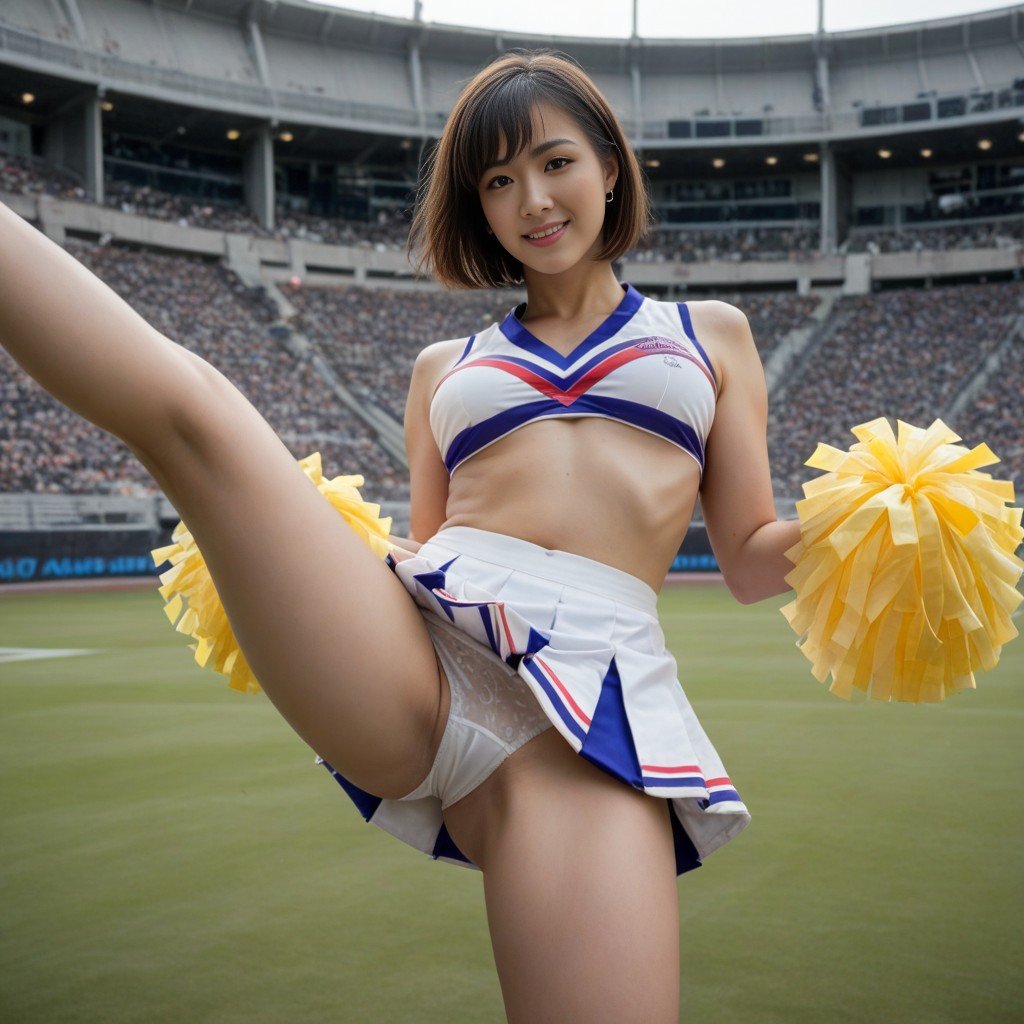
[487,157,572,189]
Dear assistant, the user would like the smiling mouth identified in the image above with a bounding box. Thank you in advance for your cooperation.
[523,221,570,242]
[524,221,573,242]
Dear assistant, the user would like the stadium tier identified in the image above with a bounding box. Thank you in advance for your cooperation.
[0,1,1022,512]
[2,240,1020,506]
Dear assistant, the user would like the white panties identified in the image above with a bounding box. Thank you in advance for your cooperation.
[398,610,554,809]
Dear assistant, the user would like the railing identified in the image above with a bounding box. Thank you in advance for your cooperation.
[636,85,1024,140]
[0,493,158,530]
[3,23,1021,142]
[0,491,416,540]
[0,25,418,128]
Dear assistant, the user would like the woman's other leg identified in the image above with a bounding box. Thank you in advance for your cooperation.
[478,729,680,1024]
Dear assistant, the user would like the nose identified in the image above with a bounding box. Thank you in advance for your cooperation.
[519,175,554,220]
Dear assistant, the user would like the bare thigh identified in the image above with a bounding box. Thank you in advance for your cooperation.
[137,361,449,799]
[446,729,680,1024]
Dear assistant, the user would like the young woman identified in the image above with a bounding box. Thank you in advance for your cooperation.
[1,49,801,1024]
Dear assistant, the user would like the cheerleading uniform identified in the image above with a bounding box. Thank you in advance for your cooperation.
[316,281,751,874]
[430,281,718,478]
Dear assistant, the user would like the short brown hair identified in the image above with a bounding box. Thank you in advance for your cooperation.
[406,48,655,290]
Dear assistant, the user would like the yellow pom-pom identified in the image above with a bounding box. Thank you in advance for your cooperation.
[149,453,394,695]
[779,417,1023,703]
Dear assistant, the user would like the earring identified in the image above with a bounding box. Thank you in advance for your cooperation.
[606,189,614,203]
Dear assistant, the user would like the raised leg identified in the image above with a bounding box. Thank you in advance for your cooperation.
[138,363,452,798]
[0,201,449,800]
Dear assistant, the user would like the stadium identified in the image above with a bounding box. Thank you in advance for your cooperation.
[1,1,1022,1021]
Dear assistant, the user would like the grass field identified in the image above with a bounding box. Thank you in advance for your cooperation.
[1,581,1021,1023]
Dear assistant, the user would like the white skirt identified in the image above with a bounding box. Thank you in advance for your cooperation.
[316,525,751,874]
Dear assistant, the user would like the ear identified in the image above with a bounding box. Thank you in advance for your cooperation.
[602,151,619,193]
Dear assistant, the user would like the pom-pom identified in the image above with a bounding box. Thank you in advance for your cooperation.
[150,452,393,694]
[779,417,1023,703]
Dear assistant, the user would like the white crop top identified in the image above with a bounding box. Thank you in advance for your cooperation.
[429,282,719,478]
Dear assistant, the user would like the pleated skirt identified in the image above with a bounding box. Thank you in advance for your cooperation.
[317,524,751,875]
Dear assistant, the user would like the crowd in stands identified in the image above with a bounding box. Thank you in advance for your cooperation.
[628,225,823,263]
[844,219,1024,254]
[5,153,1023,262]
[2,245,1020,512]
[692,291,820,360]
[0,244,411,501]
[3,158,1023,513]
[290,284,523,423]
[0,155,412,248]
[288,283,822,425]
[955,334,1024,480]
[0,153,85,200]
[766,280,1024,497]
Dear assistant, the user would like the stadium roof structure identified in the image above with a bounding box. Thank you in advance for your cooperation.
[2,0,1021,140]
[148,0,1024,55]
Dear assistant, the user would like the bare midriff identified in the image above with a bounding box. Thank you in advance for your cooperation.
[437,416,702,595]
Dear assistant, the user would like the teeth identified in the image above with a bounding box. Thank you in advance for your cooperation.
[527,222,566,239]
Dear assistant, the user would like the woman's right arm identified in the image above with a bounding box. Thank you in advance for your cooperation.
[0,200,212,463]
[404,341,454,543]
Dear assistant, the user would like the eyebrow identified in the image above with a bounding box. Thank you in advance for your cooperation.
[484,138,578,171]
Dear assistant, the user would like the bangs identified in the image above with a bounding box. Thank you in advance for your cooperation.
[453,79,561,193]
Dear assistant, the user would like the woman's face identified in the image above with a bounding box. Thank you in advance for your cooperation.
[476,100,619,275]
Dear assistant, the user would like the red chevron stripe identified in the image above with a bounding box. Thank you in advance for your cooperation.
[433,345,716,406]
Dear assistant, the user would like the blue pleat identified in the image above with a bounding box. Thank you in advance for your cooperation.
[319,758,383,821]
[579,656,644,788]
[667,802,703,875]
[432,823,473,865]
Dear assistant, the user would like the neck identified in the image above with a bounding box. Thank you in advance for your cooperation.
[519,260,624,324]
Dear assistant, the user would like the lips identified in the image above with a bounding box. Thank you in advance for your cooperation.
[523,220,569,239]
[523,221,570,247]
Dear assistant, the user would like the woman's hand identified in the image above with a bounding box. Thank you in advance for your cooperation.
[386,533,423,561]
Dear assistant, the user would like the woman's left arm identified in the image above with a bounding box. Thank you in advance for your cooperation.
[695,301,801,605]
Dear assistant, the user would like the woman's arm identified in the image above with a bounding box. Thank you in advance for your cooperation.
[0,200,210,461]
[696,301,799,605]
[404,342,454,543]
[386,533,423,560]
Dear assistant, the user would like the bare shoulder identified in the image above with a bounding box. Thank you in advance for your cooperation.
[410,336,470,393]
[418,336,468,361]
[683,299,758,394]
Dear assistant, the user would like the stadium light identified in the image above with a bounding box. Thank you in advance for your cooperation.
[278,131,294,142]
[21,92,34,104]
[712,157,725,168]
[644,158,660,168]
[226,129,241,140]
[1018,128,1024,142]
[101,101,114,112]
[977,138,992,150]
[802,152,818,162]
[765,155,778,166]
[920,148,933,158]
[878,148,892,159]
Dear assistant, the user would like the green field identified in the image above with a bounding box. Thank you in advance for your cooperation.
[1,582,1021,1023]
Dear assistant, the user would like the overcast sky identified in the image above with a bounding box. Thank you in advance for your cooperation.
[310,0,1019,38]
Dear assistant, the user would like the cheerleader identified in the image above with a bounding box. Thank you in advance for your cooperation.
[6,48,1017,1024]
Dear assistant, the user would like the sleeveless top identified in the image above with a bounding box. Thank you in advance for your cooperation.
[429,282,719,479]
